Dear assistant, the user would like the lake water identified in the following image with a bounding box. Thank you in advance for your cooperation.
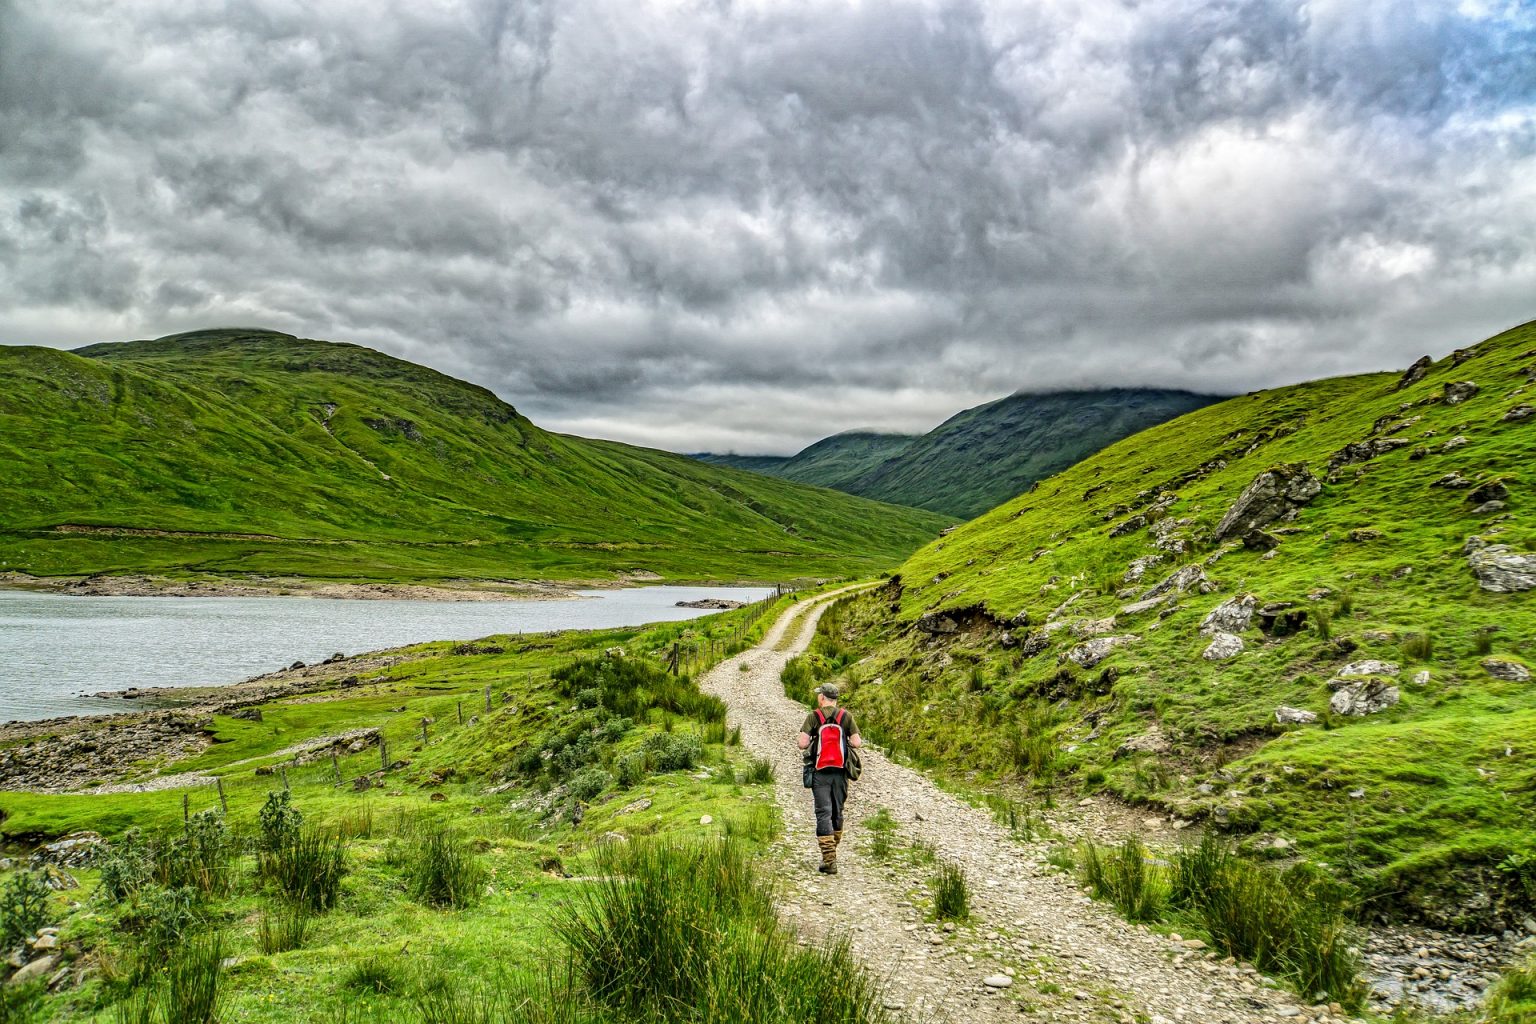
[0,586,772,722]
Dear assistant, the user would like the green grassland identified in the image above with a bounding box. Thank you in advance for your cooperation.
[0,329,950,586]
[784,322,1536,929]
[0,596,818,1022]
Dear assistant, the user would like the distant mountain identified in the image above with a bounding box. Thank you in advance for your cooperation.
[696,389,1224,519]
[0,329,952,587]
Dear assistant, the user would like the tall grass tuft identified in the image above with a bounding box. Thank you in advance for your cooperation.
[864,808,898,861]
[554,838,892,1023]
[1399,633,1434,662]
[1475,627,1496,656]
[721,804,780,844]
[256,901,309,955]
[1079,837,1166,922]
[343,954,405,995]
[1311,604,1332,641]
[258,826,346,911]
[406,830,486,909]
[930,861,970,921]
[741,757,774,784]
[163,929,224,1024]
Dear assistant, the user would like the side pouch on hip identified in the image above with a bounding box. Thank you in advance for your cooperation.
[802,753,814,788]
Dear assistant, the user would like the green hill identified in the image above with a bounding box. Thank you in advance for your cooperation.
[697,390,1221,518]
[790,322,1536,927]
[0,329,951,587]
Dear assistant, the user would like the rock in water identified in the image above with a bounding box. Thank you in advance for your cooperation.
[1329,680,1400,717]
[1481,659,1531,682]
[1200,595,1255,635]
[1213,464,1322,541]
[1275,706,1318,724]
[1465,539,1536,592]
[1202,632,1245,661]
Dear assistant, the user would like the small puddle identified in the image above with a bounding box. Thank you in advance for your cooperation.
[1362,924,1534,1015]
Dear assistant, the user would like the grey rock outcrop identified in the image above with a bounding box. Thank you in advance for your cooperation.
[1116,724,1169,757]
[1200,595,1255,635]
[1338,659,1400,678]
[1481,659,1531,682]
[1465,539,1536,592]
[1202,632,1245,661]
[1108,513,1147,538]
[1328,438,1412,470]
[1139,564,1209,601]
[1123,555,1163,583]
[1064,635,1137,669]
[1329,679,1400,717]
[29,832,105,870]
[916,613,959,635]
[1443,381,1480,405]
[1505,404,1534,422]
[1213,464,1322,541]
[1274,706,1318,725]
[1395,356,1432,390]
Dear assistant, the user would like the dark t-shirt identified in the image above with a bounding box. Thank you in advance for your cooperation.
[800,707,859,739]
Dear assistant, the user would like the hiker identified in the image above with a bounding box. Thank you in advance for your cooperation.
[798,683,861,874]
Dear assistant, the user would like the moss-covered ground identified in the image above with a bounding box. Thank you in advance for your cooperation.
[0,594,818,1022]
[784,322,1536,931]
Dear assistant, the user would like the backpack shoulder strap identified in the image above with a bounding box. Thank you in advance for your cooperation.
[815,709,827,726]
[833,708,845,726]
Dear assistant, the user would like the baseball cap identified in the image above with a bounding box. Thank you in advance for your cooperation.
[814,683,840,699]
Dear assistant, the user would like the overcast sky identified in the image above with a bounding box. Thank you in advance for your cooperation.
[2,0,1533,454]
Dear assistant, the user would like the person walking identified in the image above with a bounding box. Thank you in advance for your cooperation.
[798,683,861,874]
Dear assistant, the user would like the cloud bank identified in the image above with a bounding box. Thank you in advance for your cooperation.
[2,0,1533,453]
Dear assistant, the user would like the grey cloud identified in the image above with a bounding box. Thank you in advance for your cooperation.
[1,0,1533,454]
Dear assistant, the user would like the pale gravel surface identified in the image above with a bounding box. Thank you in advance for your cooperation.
[701,588,1351,1024]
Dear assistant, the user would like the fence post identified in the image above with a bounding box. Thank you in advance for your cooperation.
[215,777,228,815]
[421,718,430,745]
[279,766,289,791]
[380,735,390,771]
[457,701,464,726]
[183,792,189,823]
[484,686,492,713]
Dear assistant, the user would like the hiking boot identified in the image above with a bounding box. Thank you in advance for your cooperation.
[817,835,837,874]
[833,829,843,849]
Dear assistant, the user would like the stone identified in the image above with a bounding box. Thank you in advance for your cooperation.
[1411,670,1431,686]
[1120,595,1172,617]
[29,934,57,951]
[983,974,1014,989]
[1347,528,1384,542]
[1109,513,1148,538]
[1327,438,1412,470]
[1241,529,1279,550]
[1017,631,1050,657]
[29,832,105,869]
[1467,479,1510,505]
[1275,706,1318,725]
[1203,632,1245,661]
[620,798,652,814]
[1117,725,1170,757]
[1338,660,1400,678]
[1481,659,1531,682]
[1443,381,1480,405]
[1395,355,1433,390]
[1123,555,1163,583]
[699,814,713,825]
[1467,542,1536,592]
[1473,500,1507,515]
[1505,404,1534,422]
[1064,635,1137,669]
[1071,616,1117,638]
[1433,472,1475,489]
[8,954,58,986]
[229,707,263,722]
[1214,464,1323,541]
[916,613,959,635]
[1329,681,1400,717]
[1139,564,1208,601]
[1201,594,1256,635]
[1440,435,1470,451]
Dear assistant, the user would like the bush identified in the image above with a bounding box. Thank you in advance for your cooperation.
[406,831,486,909]
[615,753,647,790]
[256,901,309,955]
[568,767,612,803]
[258,790,303,852]
[930,861,970,922]
[258,826,346,912]
[129,885,200,960]
[0,872,51,950]
[98,829,155,904]
[642,733,702,773]
[157,811,236,896]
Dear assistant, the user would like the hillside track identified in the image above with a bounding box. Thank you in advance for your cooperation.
[701,592,1337,1024]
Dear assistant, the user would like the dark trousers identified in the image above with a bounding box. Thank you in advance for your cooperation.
[811,769,848,836]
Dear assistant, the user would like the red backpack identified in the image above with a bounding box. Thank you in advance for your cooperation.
[813,708,847,771]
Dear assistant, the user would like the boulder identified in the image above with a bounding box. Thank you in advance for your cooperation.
[1139,564,1209,601]
[1240,529,1279,551]
[1473,500,1507,515]
[1481,659,1531,683]
[1328,438,1412,470]
[1395,355,1433,390]
[1505,404,1534,422]
[8,954,58,987]
[1338,659,1400,677]
[1120,595,1172,617]
[1433,472,1475,489]
[1071,617,1117,638]
[1064,635,1137,669]
[1329,680,1400,717]
[1466,541,1536,592]
[1274,706,1318,725]
[1213,464,1322,541]
[916,613,959,636]
[1467,479,1510,505]
[29,832,105,870]
[1202,632,1245,661]
[1116,725,1169,757]
[1200,595,1255,635]
[1347,528,1384,542]
[1440,435,1470,451]
[1018,631,1050,657]
[1443,381,1480,405]
[1123,555,1163,583]
[1108,513,1148,538]
[229,707,263,722]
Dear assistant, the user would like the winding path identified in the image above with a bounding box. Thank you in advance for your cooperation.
[701,588,1342,1024]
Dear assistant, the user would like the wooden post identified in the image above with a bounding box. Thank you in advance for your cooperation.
[483,686,491,713]
[215,777,228,815]
[380,735,390,771]
[420,718,429,745]
[279,766,289,791]
[183,792,190,823]
[457,701,464,726]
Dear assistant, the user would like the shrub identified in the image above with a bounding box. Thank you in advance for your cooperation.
[642,733,702,773]
[1079,838,1166,922]
[258,790,303,852]
[98,829,155,904]
[259,826,346,912]
[406,831,486,909]
[615,753,647,789]
[256,901,309,955]
[0,872,51,950]
[930,861,970,922]
[726,725,743,746]
[1483,956,1536,1023]
[130,886,200,960]
[568,767,612,803]
[157,810,236,896]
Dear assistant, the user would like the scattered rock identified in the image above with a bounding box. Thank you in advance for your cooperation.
[620,798,653,814]
[1348,528,1385,542]
[8,955,58,987]
[1443,381,1480,405]
[1117,725,1170,757]
[1213,464,1322,541]
[983,974,1013,989]
[916,613,959,636]
[29,832,105,869]
[1339,660,1401,678]
[1017,631,1050,657]
[1123,555,1163,583]
[1329,680,1401,717]
[675,599,745,609]
[1395,356,1433,390]
[1504,404,1534,422]
[1120,595,1172,617]
[1328,438,1412,470]
[1064,635,1137,669]
[1071,617,1117,638]
[229,707,263,722]
[1201,595,1256,635]
[1275,706,1318,725]
[1202,632,1245,661]
[1139,564,1209,601]
[1473,500,1507,515]
[1411,671,1431,686]
[1466,540,1536,592]
[1467,479,1510,505]
[1481,659,1531,683]
[1433,472,1475,489]
[1108,513,1148,538]
[1440,435,1470,452]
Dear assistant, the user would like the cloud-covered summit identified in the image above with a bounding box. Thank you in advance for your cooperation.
[2,0,1532,453]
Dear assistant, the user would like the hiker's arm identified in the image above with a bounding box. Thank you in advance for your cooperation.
[797,731,811,750]
[849,732,862,748]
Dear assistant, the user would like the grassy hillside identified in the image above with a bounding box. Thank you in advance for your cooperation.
[0,329,951,586]
[786,322,1536,928]
[696,390,1221,518]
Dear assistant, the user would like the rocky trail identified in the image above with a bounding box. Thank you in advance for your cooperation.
[702,589,1347,1024]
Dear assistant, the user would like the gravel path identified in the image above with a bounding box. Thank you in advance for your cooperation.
[701,588,1350,1024]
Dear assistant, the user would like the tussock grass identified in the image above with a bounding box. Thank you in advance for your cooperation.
[741,757,774,784]
[161,929,224,1024]
[863,808,898,861]
[255,901,309,955]
[258,826,346,911]
[721,804,780,844]
[343,955,405,995]
[405,830,486,909]
[1080,837,1166,922]
[930,861,971,921]
[1399,633,1434,662]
